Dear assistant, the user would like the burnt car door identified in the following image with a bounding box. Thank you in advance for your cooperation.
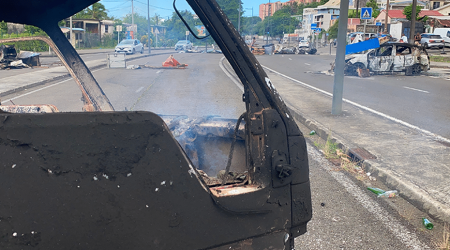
[368,44,394,72]
[393,44,414,71]
[0,0,311,249]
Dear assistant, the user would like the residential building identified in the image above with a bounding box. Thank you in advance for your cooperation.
[435,3,450,15]
[259,1,284,20]
[375,9,443,24]
[259,0,321,20]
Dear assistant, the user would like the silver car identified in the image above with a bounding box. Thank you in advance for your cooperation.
[115,39,144,54]
[175,40,193,51]
[420,33,444,49]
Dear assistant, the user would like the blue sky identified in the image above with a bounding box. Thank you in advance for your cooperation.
[100,0,267,20]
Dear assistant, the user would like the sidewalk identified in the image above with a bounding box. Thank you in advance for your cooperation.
[261,65,450,224]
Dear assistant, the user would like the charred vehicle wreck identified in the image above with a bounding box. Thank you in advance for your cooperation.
[0,0,311,249]
[343,43,429,76]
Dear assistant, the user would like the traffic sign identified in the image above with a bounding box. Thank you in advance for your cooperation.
[311,23,317,29]
[376,22,382,26]
[361,7,372,20]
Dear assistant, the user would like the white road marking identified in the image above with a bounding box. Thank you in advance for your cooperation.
[219,57,243,92]
[262,65,450,144]
[6,68,106,103]
[136,87,144,93]
[403,86,429,93]
[304,63,311,65]
[308,144,430,250]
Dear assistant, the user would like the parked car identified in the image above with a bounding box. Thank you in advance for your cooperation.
[420,33,444,49]
[298,40,310,48]
[342,42,429,76]
[433,28,450,45]
[115,39,144,54]
[175,40,193,50]
[348,32,377,43]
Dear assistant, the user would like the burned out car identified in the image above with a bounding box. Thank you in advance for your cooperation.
[0,0,311,249]
[344,43,429,76]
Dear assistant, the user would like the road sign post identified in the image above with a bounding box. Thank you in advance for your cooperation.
[361,7,372,37]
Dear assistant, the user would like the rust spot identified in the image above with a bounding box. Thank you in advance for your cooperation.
[348,147,376,162]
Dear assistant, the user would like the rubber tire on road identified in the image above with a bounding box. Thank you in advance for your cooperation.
[406,64,422,76]
[345,62,365,76]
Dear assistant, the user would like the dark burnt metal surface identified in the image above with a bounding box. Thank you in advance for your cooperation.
[0,0,311,249]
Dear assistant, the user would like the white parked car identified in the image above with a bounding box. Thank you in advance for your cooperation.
[420,34,444,49]
[298,40,309,48]
[175,40,193,50]
[115,39,144,54]
[433,28,450,45]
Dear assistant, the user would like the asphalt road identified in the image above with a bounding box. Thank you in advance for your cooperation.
[256,53,450,140]
[0,51,436,249]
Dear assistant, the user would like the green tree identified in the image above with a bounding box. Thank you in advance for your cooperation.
[123,13,151,39]
[403,4,423,21]
[365,0,380,18]
[74,3,109,20]
[216,0,242,28]
[327,20,338,39]
[0,21,7,36]
[241,16,262,35]
[163,11,197,41]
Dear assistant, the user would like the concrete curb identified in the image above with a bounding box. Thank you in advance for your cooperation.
[286,103,450,225]
[0,53,153,97]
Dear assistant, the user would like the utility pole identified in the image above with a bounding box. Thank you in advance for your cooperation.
[331,0,350,115]
[410,0,417,44]
[147,0,151,53]
[70,16,73,47]
[238,0,241,35]
[131,0,135,38]
[384,0,390,33]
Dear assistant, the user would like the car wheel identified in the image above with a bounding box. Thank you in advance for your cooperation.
[140,48,144,54]
[424,42,428,49]
[345,62,365,76]
[132,48,135,54]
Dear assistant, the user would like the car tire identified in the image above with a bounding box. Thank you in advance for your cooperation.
[345,62,365,76]
[424,43,429,49]
[140,48,144,54]
[132,48,135,54]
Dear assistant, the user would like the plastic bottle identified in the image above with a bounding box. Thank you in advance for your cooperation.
[367,187,385,196]
[309,130,316,135]
[422,218,434,230]
[377,190,398,198]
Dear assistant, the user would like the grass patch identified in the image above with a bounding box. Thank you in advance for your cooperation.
[312,135,368,180]
[430,55,450,63]
[435,223,450,250]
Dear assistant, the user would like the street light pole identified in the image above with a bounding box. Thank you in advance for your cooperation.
[238,0,241,34]
[147,0,151,53]
[131,0,135,38]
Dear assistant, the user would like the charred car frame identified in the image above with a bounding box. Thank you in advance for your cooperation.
[0,0,311,249]
[344,42,430,76]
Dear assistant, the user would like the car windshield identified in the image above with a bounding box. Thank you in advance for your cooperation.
[119,40,134,45]
[177,41,188,44]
